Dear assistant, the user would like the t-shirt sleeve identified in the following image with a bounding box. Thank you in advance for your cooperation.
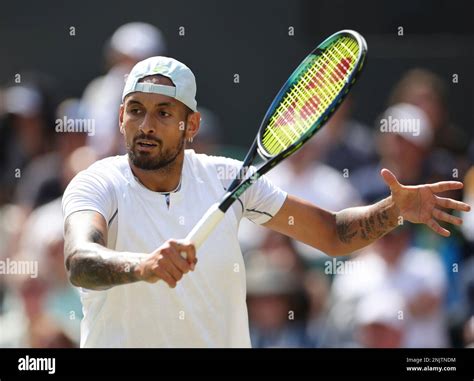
[62,166,117,225]
[209,155,287,225]
[240,168,288,225]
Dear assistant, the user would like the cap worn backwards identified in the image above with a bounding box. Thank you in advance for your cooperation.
[122,56,197,112]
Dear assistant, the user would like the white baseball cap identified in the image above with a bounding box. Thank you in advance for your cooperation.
[381,103,433,148]
[122,56,197,112]
[109,22,166,60]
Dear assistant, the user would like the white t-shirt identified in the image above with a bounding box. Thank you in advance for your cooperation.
[62,149,287,348]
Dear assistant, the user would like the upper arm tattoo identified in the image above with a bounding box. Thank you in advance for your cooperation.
[89,226,106,246]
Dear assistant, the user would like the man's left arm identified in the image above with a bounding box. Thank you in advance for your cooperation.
[263,169,471,256]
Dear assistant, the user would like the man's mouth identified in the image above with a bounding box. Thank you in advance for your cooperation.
[136,139,159,149]
[135,139,158,152]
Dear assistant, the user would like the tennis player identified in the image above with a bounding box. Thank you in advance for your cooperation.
[62,56,470,347]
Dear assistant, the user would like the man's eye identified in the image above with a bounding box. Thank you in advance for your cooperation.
[159,111,171,117]
[130,108,142,115]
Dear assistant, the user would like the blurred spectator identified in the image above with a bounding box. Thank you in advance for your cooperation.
[0,146,97,347]
[27,313,76,348]
[14,99,88,211]
[303,269,332,347]
[0,278,76,348]
[246,250,310,347]
[388,68,468,157]
[259,231,306,275]
[16,145,96,284]
[354,290,405,348]
[0,81,56,205]
[82,22,167,158]
[329,226,449,347]
[407,147,471,346]
[351,103,433,203]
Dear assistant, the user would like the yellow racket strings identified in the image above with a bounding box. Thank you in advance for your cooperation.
[261,36,359,156]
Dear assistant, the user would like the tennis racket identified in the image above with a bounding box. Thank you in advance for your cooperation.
[181,29,368,256]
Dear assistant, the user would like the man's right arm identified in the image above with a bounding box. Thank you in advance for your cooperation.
[64,210,196,290]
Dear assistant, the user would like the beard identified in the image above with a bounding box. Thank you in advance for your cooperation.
[127,131,185,171]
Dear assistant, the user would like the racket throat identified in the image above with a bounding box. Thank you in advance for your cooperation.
[257,146,271,161]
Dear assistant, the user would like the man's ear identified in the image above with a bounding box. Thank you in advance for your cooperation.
[186,111,201,139]
[119,104,125,134]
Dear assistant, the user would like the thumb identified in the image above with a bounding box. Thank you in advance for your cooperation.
[381,168,402,191]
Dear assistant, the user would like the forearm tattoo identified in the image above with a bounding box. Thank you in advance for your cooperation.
[65,220,141,290]
[335,198,398,246]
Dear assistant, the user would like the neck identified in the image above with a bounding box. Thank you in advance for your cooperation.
[129,151,185,192]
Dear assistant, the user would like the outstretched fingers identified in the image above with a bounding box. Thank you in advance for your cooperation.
[426,218,450,237]
[429,181,463,193]
[432,208,462,226]
[436,196,471,212]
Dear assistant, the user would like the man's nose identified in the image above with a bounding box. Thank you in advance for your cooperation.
[139,113,156,135]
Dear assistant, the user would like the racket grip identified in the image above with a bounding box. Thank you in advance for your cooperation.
[180,203,225,258]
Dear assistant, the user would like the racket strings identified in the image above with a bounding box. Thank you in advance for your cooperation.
[261,36,359,156]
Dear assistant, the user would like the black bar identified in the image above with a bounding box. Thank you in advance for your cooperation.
[0,348,471,380]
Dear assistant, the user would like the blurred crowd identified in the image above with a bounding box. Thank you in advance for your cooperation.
[0,22,473,348]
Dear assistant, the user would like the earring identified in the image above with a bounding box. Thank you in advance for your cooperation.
[188,137,194,143]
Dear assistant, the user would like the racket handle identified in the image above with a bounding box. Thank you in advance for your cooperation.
[180,203,225,259]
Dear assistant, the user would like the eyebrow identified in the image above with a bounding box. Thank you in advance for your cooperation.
[127,99,174,107]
